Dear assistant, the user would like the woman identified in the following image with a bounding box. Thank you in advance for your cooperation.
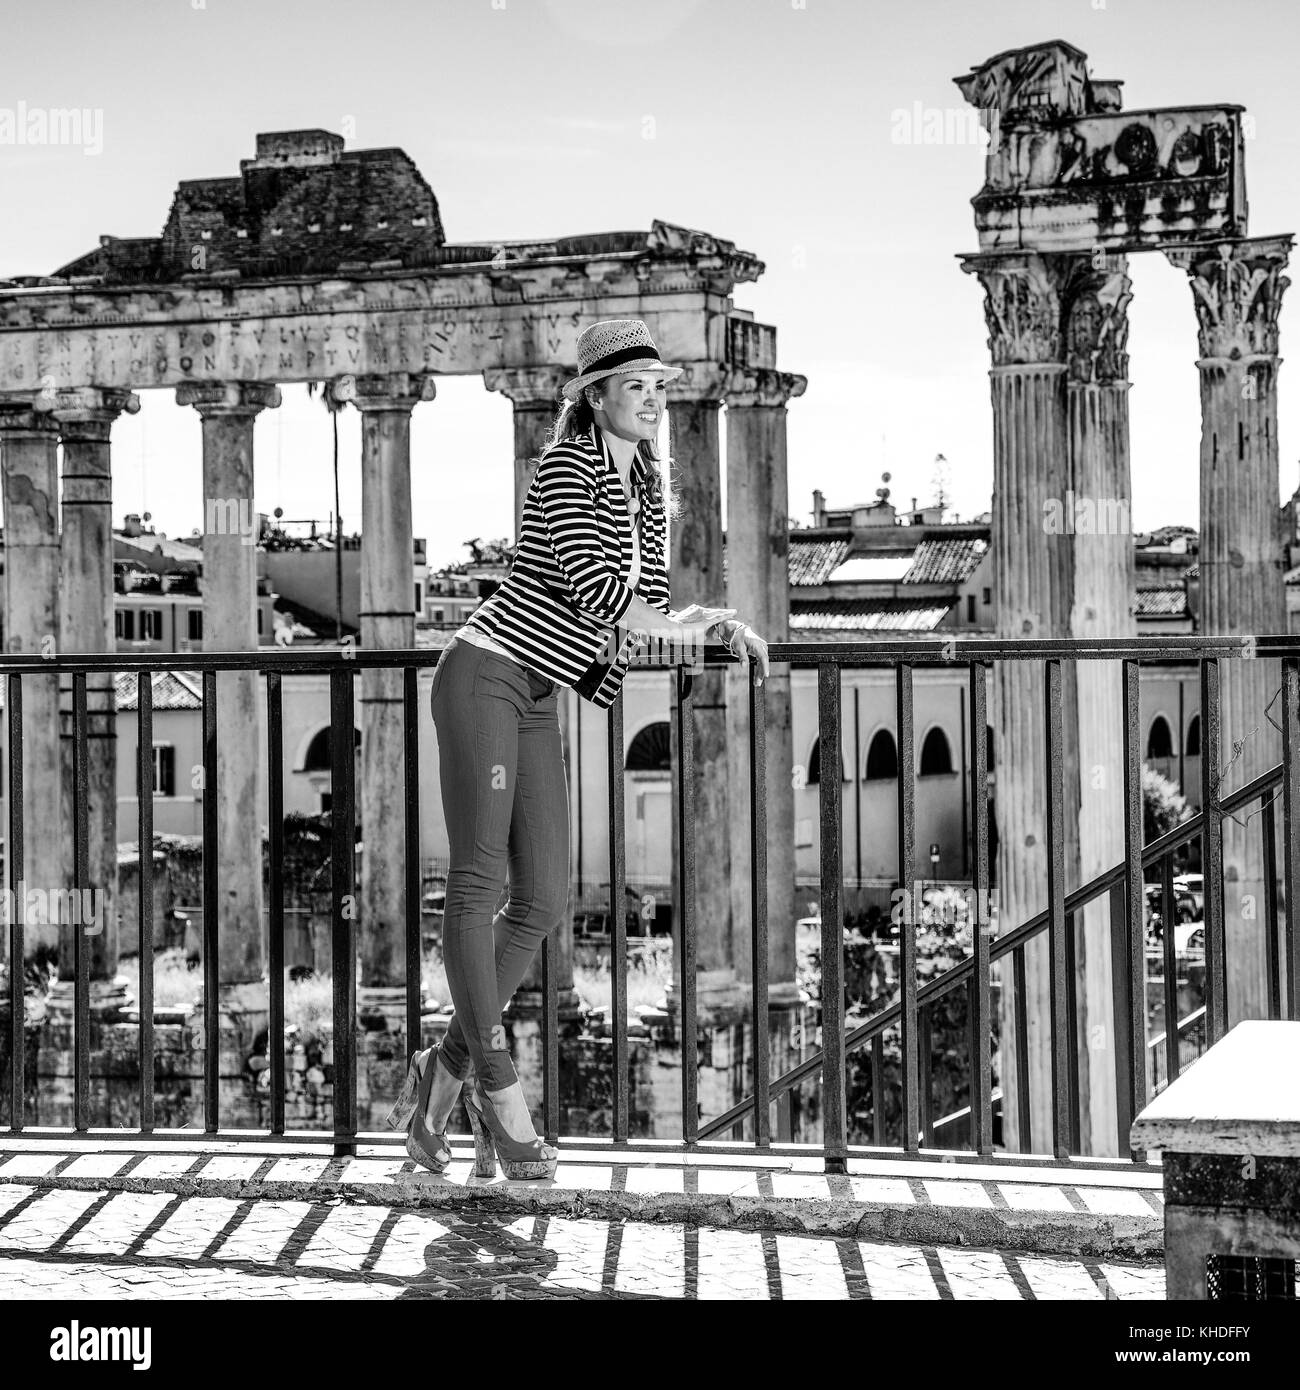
[386,319,770,1180]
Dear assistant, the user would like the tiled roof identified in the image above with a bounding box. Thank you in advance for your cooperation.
[902,536,988,585]
[786,536,852,586]
[114,670,203,711]
[790,598,954,633]
[1134,588,1188,617]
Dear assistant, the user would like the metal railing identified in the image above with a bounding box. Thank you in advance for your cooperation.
[2,637,1298,1172]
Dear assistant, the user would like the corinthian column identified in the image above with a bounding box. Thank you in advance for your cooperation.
[347,373,436,1030]
[723,366,806,1005]
[483,366,567,540]
[1064,255,1135,1156]
[666,361,742,1021]
[54,388,141,1014]
[960,252,1081,1154]
[1165,236,1293,1024]
[0,403,62,958]
[176,381,280,1027]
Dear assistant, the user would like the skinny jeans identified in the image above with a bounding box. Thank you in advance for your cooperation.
[430,635,569,1091]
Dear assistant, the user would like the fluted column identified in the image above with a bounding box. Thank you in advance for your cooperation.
[347,373,436,1026]
[723,366,807,1005]
[1166,236,1293,1023]
[961,252,1081,1153]
[176,381,279,1012]
[53,388,140,1012]
[666,362,741,1020]
[1065,256,1135,1156]
[0,403,63,958]
[483,366,567,540]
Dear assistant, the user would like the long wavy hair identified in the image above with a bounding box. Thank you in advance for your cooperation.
[539,378,681,523]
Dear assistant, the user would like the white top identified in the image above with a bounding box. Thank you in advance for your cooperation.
[453,623,522,664]
[1129,1020,1300,1156]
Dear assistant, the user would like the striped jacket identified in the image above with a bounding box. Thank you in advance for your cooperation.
[462,423,677,709]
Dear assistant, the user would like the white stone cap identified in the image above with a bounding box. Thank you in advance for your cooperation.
[1130,1020,1300,1157]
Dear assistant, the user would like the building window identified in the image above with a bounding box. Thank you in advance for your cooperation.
[626,721,670,772]
[807,736,848,785]
[864,729,898,780]
[257,608,264,635]
[1147,716,1174,760]
[987,725,995,772]
[415,583,423,612]
[919,727,954,776]
[136,744,175,798]
[434,608,445,622]
[117,610,135,641]
[1185,714,1201,756]
[982,588,991,605]
[966,594,976,623]
[188,609,203,641]
[303,724,361,772]
[140,609,163,641]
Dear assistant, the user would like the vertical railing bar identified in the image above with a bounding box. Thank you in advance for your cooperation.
[266,672,286,1137]
[1117,659,1145,1155]
[201,669,219,1133]
[1044,658,1070,1160]
[402,667,422,1075]
[749,664,770,1149]
[968,662,991,1156]
[72,671,90,1134]
[1262,793,1280,1022]
[1160,854,1179,1086]
[818,662,846,1173]
[607,692,628,1146]
[541,934,559,1145]
[676,665,698,1146]
[1280,656,1300,1021]
[1013,945,1032,1153]
[919,1001,933,1148]
[6,676,22,1133]
[329,666,357,1156]
[871,1033,885,1147]
[1200,657,1227,1042]
[136,672,155,1133]
[1064,909,1080,1156]
[896,663,918,1155]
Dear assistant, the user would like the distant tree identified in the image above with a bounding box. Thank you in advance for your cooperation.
[1144,765,1191,844]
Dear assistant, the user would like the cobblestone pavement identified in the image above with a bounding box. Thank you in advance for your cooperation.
[0,1185,1164,1300]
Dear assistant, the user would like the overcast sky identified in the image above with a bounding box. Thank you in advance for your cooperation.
[3,0,1299,568]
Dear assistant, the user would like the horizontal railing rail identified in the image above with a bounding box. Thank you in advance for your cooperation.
[2,634,1298,1175]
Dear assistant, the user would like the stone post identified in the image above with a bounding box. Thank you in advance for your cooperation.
[0,403,63,958]
[723,366,806,1005]
[1065,255,1136,1155]
[176,381,280,1029]
[960,252,1082,1153]
[483,366,567,541]
[348,373,436,1031]
[482,365,579,1016]
[1166,236,1293,1024]
[53,388,141,1014]
[666,361,742,1021]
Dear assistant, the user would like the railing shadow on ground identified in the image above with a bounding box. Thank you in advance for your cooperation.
[2,637,1297,1175]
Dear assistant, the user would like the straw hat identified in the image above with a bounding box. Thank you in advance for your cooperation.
[561,319,683,401]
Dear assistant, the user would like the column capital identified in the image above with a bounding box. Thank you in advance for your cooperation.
[1064,253,1132,387]
[0,399,60,437]
[725,367,807,410]
[48,388,141,441]
[176,381,281,417]
[960,250,1081,368]
[342,372,437,413]
[665,360,728,405]
[1165,235,1294,362]
[483,364,568,408]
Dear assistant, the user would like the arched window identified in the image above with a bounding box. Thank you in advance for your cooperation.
[1147,716,1174,760]
[807,736,848,785]
[918,727,954,776]
[626,721,670,771]
[303,725,360,773]
[1185,714,1201,756]
[864,729,898,780]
